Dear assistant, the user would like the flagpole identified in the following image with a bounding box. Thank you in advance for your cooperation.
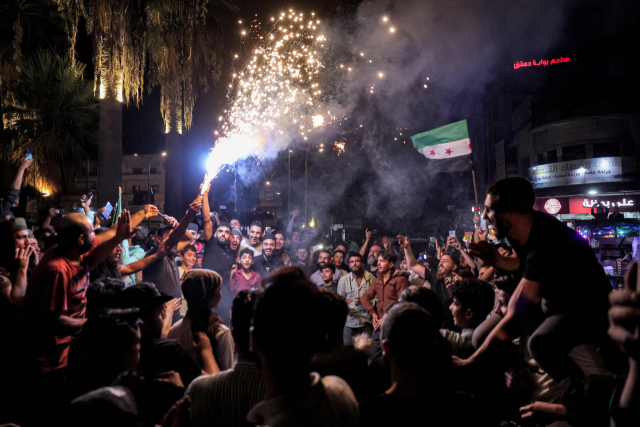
[471,166,479,207]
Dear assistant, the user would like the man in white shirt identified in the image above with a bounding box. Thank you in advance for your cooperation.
[337,252,375,345]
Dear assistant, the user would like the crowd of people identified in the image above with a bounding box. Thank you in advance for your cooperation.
[0,158,638,427]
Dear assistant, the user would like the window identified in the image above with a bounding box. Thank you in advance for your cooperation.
[151,185,160,194]
[520,157,530,177]
[562,144,586,161]
[132,168,143,174]
[593,142,620,158]
[265,192,274,201]
[132,185,140,192]
[547,149,558,163]
[150,168,159,174]
[536,153,544,165]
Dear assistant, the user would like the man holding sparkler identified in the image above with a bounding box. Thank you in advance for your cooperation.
[201,184,236,324]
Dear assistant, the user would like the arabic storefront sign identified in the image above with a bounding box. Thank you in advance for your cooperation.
[535,195,639,215]
[528,157,637,189]
[514,57,570,69]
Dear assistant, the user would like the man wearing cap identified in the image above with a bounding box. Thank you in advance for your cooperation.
[230,228,243,254]
[118,283,208,390]
[0,218,38,306]
[252,234,284,280]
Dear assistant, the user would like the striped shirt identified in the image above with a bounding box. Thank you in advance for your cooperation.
[187,359,265,427]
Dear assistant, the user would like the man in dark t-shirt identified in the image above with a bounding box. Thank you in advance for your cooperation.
[143,198,203,324]
[460,177,612,383]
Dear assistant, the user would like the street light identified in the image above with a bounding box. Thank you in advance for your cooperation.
[134,152,167,230]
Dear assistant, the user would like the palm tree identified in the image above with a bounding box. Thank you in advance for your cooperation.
[0,50,98,195]
[53,0,147,206]
[146,0,238,216]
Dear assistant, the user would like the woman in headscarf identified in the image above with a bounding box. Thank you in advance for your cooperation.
[167,269,235,372]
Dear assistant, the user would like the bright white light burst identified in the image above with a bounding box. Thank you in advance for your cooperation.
[202,10,328,192]
[312,115,324,127]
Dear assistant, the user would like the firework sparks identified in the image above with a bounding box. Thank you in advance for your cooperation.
[312,115,324,127]
[201,10,328,192]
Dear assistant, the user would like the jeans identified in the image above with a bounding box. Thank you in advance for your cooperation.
[369,329,383,363]
[343,324,373,346]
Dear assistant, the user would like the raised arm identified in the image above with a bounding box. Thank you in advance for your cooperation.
[468,240,520,272]
[287,210,299,234]
[456,277,541,367]
[398,235,426,279]
[359,228,372,257]
[95,205,158,246]
[452,237,477,275]
[120,238,170,275]
[201,184,213,242]
[12,157,32,191]
[41,208,57,232]
[165,197,202,251]
[84,210,139,272]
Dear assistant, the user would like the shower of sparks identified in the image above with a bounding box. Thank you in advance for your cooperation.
[312,115,324,127]
[202,10,329,192]
[334,141,345,155]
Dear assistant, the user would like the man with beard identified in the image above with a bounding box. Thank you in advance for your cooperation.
[310,250,346,286]
[399,235,460,331]
[363,242,383,276]
[337,252,375,345]
[293,247,312,276]
[456,177,613,384]
[274,232,291,266]
[361,250,410,359]
[144,198,204,324]
[200,185,236,324]
[19,211,139,421]
[230,228,242,254]
[253,235,284,279]
[240,221,264,256]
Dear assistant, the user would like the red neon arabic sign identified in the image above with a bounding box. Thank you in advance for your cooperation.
[514,57,570,69]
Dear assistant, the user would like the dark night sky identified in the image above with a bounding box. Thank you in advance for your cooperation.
[114,0,639,231]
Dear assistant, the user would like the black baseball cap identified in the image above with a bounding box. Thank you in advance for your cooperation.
[118,283,173,314]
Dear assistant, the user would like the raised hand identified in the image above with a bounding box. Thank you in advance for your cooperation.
[468,240,498,266]
[291,210,300,219]
[397,235,410,248]
[365,228,372,240]
[381,236,389,250]
[193,331,213,354]
[15,247,34,271]
[81,194,93,211]
[189,197,203,214]
[167,298,181,313]
[115,210,139,240]
[200,182,211,194]
[47,207,57,218]
[144,204,159,218]
[19,157,33,170]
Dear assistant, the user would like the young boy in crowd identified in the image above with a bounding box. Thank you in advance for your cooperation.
[440,278,495,358]
[178,245,197,284]
[319,264,337,294]
[230,248,261,293]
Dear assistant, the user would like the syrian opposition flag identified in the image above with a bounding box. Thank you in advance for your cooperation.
[410,120,473,172]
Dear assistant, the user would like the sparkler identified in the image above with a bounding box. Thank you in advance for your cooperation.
[201,10,328,193]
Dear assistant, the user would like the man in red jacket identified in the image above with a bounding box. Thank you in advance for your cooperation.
[361,250,410,360]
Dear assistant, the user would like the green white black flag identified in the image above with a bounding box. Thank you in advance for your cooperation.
[410,120,472,172]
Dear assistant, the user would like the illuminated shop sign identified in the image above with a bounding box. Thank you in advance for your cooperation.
[535,195,639,215]
[528,157,637,189]
[514,57,570,69]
